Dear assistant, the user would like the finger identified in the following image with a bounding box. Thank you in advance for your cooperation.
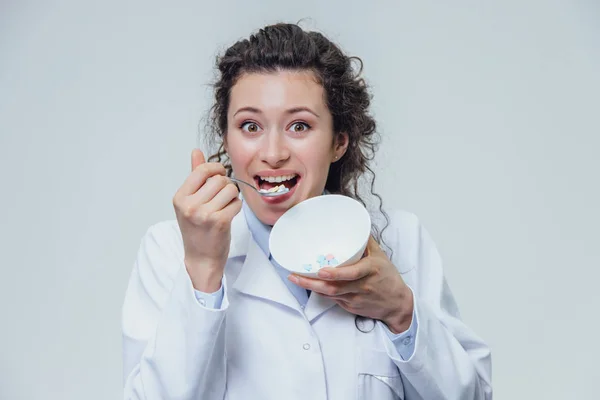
[289,275,358,296]
[191,149,206,171]
[320,293,357,304]
[205,183,240,213]
[178,163,227,196]
[317,259,372,281]
[190,174,230,205]
[366,235,384,255]
[214,197,243,222]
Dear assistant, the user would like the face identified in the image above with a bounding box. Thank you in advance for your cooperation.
[225,70,348,226]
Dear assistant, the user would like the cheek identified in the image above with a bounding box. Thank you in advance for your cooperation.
[299,146,333,177]
[306,139,334,163]
[226,135,252,167]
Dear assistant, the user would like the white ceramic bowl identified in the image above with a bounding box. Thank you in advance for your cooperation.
[269,194,372,277]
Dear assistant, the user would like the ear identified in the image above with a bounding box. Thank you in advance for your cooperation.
[223,135,228,153]
[332,132,349,162]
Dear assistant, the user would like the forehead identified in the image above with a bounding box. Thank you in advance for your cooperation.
[228,70,327,114]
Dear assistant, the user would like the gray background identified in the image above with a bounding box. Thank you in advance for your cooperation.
[1,0,599,399]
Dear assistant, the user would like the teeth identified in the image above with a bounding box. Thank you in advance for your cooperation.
[259,174,297,183]
[259,184,289,194]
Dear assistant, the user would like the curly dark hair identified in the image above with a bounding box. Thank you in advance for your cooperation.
[204,22,390,249]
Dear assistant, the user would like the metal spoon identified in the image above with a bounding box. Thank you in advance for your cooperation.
[229,177,290,197]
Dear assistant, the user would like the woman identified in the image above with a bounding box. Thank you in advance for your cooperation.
[122,23,492,399]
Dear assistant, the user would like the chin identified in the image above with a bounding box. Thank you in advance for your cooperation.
[255,207,286,226]
[262,214,280,227]
[243,185,322,226]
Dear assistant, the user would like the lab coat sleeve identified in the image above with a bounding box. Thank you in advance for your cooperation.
[380,212,493,400]
[121,221,228,400]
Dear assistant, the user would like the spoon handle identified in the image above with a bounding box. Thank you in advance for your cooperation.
[228,177,256,191]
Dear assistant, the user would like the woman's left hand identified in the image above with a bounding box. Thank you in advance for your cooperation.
[288,236,414,334]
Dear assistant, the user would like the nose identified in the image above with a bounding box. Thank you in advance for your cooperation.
[260,130,290,167]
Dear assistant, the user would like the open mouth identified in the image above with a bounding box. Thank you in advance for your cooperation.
[254,173,300,193]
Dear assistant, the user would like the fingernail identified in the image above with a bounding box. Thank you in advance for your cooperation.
[288,275,299,284]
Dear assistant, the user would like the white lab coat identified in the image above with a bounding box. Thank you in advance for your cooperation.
[122,209,492,400]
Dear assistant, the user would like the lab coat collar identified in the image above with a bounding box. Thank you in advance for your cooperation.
[241,200,271,258]
[233,234,301,312]
[228,204,337,321]
[228,207,299,311]
[227,208,250,259]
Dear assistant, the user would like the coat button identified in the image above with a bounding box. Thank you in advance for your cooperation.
[303,343,311,350]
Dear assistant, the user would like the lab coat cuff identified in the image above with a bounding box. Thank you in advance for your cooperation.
[194,283,225,309]
[174,265,230,317]
[381,287,418,360]
[378,287,426,373]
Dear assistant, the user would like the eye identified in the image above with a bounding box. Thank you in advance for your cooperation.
[241,121,261,134]
[289,122,310,133]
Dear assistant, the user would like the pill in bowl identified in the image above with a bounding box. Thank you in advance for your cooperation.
[302,254,340,272]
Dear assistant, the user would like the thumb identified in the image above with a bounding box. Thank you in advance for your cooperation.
[191,149,206,171]
[364,235,382,257]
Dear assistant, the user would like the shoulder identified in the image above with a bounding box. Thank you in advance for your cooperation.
[140,219,184,261]
[143,219,183,243]
[133,219,185,286]
[380,209,436,274]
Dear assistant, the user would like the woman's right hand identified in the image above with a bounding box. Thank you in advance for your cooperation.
[172,149,242,292]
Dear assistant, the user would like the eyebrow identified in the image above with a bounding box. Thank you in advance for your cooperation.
[233,106,320,118]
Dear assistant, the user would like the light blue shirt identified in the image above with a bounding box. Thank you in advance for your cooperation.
[194,200,418,360]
